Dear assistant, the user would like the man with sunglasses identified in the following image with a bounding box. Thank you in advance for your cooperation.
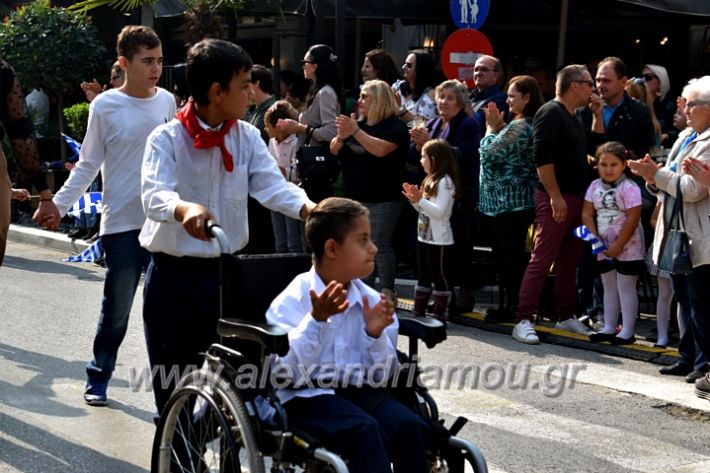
[470,55,509,129]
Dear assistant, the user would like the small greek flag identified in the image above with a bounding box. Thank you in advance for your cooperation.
[62,133,82,161]
[574,225,607,255]
[64,239,103,263]
[67,192,103,219]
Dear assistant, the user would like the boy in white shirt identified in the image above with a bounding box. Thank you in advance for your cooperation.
[34,26,177,406]
[139,39,313,414]
[266,197,430,473]
[264,100,304,252]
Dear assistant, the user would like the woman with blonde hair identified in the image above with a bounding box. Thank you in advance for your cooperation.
[330,80,410,293]
[626,78,663,152]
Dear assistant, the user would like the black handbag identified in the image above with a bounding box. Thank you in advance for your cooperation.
[296,129,340,187]
[658,179,693,275]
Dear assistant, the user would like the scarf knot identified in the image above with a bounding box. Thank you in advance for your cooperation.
[176,98,237,172]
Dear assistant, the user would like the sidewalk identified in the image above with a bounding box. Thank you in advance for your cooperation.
[10,222,680,367]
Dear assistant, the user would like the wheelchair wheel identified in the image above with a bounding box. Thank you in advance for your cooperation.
[151,368,265,473]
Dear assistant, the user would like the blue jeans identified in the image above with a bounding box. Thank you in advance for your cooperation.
[671,266,710,370]
[270,211,304,253]
[362,201,403,291]
[86,230,149,383]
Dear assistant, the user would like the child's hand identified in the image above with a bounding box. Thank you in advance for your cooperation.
[402,182,423,203]
[604,242,622,259]
[175,202,213,241]
[11,188,30,201]
[310,281,349,322]
[363,294,395,338]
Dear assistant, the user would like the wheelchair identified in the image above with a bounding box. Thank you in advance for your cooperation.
[151,224,488,473]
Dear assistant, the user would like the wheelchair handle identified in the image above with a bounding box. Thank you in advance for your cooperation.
[206,220,230,254]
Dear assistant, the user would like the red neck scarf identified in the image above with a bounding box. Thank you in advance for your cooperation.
[176,99,237,172]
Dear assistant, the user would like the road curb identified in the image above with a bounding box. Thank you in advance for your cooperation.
[450,311,680,366]
[8,223,89,255]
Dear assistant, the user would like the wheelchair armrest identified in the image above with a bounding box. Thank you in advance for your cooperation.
[218,318,290,357]
[397,314,447,349]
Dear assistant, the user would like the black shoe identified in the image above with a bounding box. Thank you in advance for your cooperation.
[589,332,615,343]
[484,307,514,323]
[659,362,693,376]
[68,227,88,239]
[610,335,636,345]
[686,369,708,383]
[695,374,710,401]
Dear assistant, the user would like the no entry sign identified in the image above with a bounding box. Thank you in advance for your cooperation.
[440,29,494,89]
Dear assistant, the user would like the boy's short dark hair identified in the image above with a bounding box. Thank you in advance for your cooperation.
[306,197,369,261]
[116,25,161,61]
[264,100,295,127]
[251,64,273,95]
[186,39,253,106]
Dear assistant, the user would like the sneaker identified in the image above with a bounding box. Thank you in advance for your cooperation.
[592,315,605,332]
[695,373,710,401]
[84,380,108,406]
[512,320,540,345]
[556,317,595,336]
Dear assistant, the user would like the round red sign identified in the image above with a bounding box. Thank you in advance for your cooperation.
[440,29,494,89]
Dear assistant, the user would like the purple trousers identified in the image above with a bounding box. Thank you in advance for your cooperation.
[516,188,583,322]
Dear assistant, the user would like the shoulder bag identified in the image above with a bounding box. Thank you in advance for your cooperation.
[658,178,693,275]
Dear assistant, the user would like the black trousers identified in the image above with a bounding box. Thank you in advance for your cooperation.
[143,253,222,414]
[489,209,535,308]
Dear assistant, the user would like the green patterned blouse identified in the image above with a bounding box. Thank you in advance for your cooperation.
[478,118,538,216]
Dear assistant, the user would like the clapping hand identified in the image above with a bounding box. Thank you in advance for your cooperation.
[410,127,431,149]
[310,281,349,322]
[335,113,359,140]
[484,102,505,133]
[402,182,423,203]
[683,157,710,188]
[628,154,659,184]
[363,293,395,338]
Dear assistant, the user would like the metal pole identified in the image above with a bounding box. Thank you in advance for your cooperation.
[314,0,325,44]
[273,32,282,99]
[335,0,346,60]
[556,0,569,69]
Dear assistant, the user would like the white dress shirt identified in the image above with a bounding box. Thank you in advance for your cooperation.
[140,118,311,257]
[266,267,399,404]
[53,88,176,235]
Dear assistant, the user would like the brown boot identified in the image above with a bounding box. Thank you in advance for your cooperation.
[432,290,451,325]
[412,286,432,317]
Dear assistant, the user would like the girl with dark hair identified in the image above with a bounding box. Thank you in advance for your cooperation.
[361,49,400,86]
[393,50,438,126]
[478,75,544,322]
[278,44,342,202]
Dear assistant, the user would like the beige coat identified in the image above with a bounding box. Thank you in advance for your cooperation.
[650,126,710,268]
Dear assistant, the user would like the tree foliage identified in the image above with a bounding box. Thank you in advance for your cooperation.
[0,0,107,95]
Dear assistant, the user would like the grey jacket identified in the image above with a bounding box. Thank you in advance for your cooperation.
[650,126,710,268]
[299,85,339,146]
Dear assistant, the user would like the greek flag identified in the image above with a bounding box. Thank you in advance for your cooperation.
[64,239,103,263]
[67,192,103,219]
[62,133,82,161]
[573,225,607,255]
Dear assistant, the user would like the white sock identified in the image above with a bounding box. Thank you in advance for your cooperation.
[617,273,639,339]
[655,276,673,346]
[601,271,620,334]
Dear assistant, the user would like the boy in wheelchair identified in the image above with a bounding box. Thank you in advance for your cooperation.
[266,197,431,473]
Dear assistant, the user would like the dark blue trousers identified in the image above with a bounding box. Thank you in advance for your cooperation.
[143,252,222,414]
[285,391,430,473]
[671,264,710,369]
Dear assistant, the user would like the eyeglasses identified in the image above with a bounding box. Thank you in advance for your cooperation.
[359,92,369,100]
[403,62,414,70]
[573,80,595,87]
[473,66,496,73]
[685,100,709,110]
[301,60,315,66]
[642,73,658,81]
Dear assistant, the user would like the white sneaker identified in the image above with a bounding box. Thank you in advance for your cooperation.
[556,317,595,336]
[512,320,540,345]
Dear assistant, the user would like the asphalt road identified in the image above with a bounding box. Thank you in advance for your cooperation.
[1,241,709,473]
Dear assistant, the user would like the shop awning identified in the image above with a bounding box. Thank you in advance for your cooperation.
[618,0,710,16]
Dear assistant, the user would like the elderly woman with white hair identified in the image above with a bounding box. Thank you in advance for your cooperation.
[629,76,710,401]
[643,64,678,145]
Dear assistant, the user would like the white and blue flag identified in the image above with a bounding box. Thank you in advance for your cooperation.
[62,133,82,161]
[67,192,103,219]
[64,239,103,263]
[574,225,607,255]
